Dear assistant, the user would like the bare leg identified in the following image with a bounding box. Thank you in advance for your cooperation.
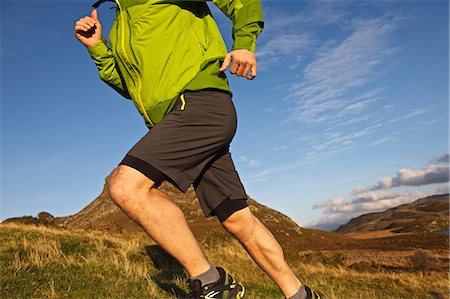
[108,165,211,277]
[222,207,302,298]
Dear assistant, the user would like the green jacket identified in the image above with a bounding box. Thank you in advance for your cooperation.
[87,0,264,127]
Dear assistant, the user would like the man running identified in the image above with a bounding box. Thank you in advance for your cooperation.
[75,0,320,298]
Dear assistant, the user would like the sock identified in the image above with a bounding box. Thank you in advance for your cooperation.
[288,284,308,299]
[189,266,220,286]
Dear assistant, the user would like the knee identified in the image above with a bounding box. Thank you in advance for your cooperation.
[222,208,257,241]
[108,167,132,207]
[108,166,154,208]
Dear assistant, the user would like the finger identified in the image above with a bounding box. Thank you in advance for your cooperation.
[75,23,91,32]
[78,21,94,32]
[219,53,232,71]
[77,19,94,29]
[236,61,248,76]
[229,62,239,74]
[83,16,96,27]
[91,9,99,21]
[250,63,257,79]
[236,64,244,76]
[243,63,252,79]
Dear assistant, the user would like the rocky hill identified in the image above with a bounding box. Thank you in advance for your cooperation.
[52,176,305,243]
[335,194,449,234]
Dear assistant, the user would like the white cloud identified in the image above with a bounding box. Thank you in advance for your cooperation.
[313,196,347,209]
[311,155,449,229]
[311,190,432,230]
[353,161,450,194]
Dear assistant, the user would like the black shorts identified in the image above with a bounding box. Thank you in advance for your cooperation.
[120,90,248,221]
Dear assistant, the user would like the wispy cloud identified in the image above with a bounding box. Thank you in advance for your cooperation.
[257,33,313,70]
[238,156,261,168]
[304,123,382,159]
[257,1,348,69]
[255,7,433,167]
[286,15,401,124]
[247,124,387,184]
[247,5,442,188]
[418,118,445,126]
[262,1,348,33]
[387,108,430,123]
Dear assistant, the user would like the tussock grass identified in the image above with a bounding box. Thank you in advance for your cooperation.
[1,223,448,298]
[1,223,162,298]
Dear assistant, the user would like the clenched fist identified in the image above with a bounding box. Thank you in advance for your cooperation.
[74,9,102,48]
[220,49,257,80]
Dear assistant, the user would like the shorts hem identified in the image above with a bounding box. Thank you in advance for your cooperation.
[211,198,248,222]
[120,155,192,192]
[119,155,168,188]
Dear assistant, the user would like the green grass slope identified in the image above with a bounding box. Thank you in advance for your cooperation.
[1,223,448,299]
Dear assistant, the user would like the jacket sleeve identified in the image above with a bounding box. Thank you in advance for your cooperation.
[211,0,264,52]
[87,40,131,99]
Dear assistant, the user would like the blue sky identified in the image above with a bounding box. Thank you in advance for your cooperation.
[1,0,449,230]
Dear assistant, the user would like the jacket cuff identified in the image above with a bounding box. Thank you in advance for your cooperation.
[87,40,111,60]
[232,35,257,52]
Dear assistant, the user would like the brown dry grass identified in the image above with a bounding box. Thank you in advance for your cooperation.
[1,223,448,298]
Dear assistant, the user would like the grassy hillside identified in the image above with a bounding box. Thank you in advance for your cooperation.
[335,194,449,235]
[1,223,448,299]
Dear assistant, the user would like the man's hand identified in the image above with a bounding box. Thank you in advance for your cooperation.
[220,49,257,80]
[74,9,102,48]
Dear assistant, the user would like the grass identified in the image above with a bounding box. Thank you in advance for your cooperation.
[1,223,448,298]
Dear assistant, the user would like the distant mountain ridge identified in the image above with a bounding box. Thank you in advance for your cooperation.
[335,194,449,234]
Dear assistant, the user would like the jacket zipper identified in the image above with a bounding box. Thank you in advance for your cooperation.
[114,0,154,127]
[180,94,186,110]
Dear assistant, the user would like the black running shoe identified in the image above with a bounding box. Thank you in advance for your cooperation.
[304,285,321,299]
[187,267,245,299]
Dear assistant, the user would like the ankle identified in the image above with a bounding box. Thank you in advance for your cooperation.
[188,265,220,286]
[282,277,302,298]
[186,262,212,277]
[287,284,307,299]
